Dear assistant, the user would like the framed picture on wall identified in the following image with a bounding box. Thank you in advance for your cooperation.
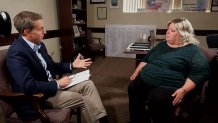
[97,7,107,20]
[110,0,119,8]
[211,0,218,12]
[73,25,80,37]
[90,0,106,4]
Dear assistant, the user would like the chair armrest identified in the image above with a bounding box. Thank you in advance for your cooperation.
[0,92,50,123]
[0,92,30,100]
[0,92,44,102]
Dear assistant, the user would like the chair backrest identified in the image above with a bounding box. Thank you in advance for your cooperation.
[203,46,218,103]
[87,29,94,44]
[0,49,15,118]
[206,34,218,48]
[199,47,217,92]
[200,47,217,63]
[0,49,12,93]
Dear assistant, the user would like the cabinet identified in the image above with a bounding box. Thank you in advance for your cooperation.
[57,0,87,62]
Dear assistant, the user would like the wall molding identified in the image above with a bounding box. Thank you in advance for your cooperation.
[0,30,63,46]
[88,27,218,36]
[1,28,218,46]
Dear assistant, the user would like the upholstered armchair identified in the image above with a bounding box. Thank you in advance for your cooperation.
[0,50,81,123]
[0,11,81,123]
[173,47,217,123]
[0,49,82,123]
[206,34,218,48]
[205,34,218,121]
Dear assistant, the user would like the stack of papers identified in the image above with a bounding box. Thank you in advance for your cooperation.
[127,42,151,51]
[61,69,91,90]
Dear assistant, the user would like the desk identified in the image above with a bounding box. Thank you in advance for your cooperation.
[124,39,164,67]
[124,50,148,67]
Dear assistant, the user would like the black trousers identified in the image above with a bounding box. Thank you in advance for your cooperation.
[128,76,177,123]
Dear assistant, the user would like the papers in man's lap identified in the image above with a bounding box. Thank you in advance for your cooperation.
[61,69,90,90]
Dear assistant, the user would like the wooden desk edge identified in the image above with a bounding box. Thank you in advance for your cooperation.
[124,50,148,55]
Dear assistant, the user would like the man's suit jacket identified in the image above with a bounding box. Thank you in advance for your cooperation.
[6,36,72,120]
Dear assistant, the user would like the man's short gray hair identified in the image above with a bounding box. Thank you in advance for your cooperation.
[13,11,42,34]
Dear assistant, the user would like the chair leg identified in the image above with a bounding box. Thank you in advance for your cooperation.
[103,48,105,58]
[70,107,81,123]
[76,107,81,123]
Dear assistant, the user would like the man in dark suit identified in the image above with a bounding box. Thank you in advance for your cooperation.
[7,11,108,123]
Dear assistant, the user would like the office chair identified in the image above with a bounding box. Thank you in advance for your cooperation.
[206,34,218,48]
[0,11,81,123]
[87,29,105,60]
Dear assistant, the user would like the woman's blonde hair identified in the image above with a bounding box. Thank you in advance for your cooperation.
[168,18,199,45]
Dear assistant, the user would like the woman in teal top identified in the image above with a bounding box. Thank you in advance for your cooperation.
[128,18,210,123]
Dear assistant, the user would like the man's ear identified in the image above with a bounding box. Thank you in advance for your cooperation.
[23,29,30,36]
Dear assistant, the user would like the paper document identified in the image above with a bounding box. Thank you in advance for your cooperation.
[61,70,91,90]
[127,43,151,51]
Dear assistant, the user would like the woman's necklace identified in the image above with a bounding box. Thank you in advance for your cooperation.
[167,42,188,48]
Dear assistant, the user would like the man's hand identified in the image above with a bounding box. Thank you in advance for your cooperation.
[72,53,92,68]
[57,76,71,88]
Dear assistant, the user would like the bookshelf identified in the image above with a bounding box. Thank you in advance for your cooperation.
[57,0,87,62]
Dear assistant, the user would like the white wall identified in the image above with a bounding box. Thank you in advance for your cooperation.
[87,0,218,48]
[87,0,218,29]
[0,0,61,61]
[1,0,218,57]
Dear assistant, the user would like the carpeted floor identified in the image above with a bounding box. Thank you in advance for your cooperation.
[71,56,135,123]
[70,57,218,123]
[1,56,216,123]
[0,56,134,123]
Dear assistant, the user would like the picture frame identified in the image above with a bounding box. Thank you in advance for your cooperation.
[211,0,218,12]
[110,0,119,8]
[90,0,106,4]
[97,7,107,20]
[73,25,80,37]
